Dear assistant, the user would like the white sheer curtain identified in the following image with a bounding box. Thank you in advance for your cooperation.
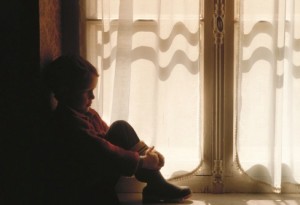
[84,0,202,179]
[237,0,300,190]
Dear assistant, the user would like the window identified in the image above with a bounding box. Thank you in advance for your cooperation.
[80,0,300,193]
[81,0,202,179]
[236,0,300,191]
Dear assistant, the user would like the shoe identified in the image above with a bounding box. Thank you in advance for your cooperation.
[142,182,192,203]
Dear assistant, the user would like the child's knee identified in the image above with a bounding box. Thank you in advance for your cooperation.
[111,120,130,128]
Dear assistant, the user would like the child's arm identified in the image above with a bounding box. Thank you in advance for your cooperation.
[88,108,110,135]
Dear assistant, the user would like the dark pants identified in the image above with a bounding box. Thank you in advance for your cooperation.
[38,120,143,205]
[100,120,142,204]
[77,121,142,205]
[105,120,140,150]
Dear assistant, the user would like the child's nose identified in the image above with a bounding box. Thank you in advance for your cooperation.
[89,91,95,99]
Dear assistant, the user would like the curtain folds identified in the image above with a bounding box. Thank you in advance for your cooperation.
[237,0,300,190]
[85,0,202,179]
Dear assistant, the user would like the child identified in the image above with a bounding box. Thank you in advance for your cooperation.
[42,55,191,204]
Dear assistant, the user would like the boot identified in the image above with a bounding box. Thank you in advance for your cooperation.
[135,169,192,203]
[131,141,191,202]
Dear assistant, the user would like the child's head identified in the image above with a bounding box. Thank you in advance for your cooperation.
[44,55,99,113]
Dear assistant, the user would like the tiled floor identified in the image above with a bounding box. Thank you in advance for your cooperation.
[118,193,300,205]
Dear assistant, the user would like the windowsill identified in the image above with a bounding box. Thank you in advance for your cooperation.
[118,193,300,205]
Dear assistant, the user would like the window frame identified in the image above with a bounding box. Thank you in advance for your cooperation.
[79,0,296,193]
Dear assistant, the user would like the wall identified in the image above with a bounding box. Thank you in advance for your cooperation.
[39,0,62,66]
[0,1,83,203]
[39,0,81,65]
[0,1,40,204]
[0,0,65,203]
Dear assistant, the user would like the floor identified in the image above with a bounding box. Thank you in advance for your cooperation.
[118,193,300,205]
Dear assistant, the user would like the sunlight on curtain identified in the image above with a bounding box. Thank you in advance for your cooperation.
[237,0,300,190]
[84,0,202,179]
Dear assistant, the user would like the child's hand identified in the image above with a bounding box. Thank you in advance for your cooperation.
[147,146,165,167]
[153,150,164,167]
[141,146,164,170]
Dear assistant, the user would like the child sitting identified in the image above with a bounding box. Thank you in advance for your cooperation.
[41,55,191,204]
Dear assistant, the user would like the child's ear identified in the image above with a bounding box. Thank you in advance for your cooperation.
[49,92,58,111]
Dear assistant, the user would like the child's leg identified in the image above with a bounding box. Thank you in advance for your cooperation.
[105,120,144,150]
[105,120,191,203]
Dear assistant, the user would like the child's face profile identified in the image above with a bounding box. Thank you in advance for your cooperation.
[65,74,98,113]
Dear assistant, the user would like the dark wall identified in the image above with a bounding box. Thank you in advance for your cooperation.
[61,0,81,56]
[0,0,81,203]
[39,0,62,66]
[1,0,40,120]
[0,0,41,204]
[39,0,81,65]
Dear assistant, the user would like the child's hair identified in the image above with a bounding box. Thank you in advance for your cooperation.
[43,55,99,99]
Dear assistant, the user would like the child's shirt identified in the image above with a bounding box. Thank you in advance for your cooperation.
[52,104,140,177]
[70,106,109,138]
